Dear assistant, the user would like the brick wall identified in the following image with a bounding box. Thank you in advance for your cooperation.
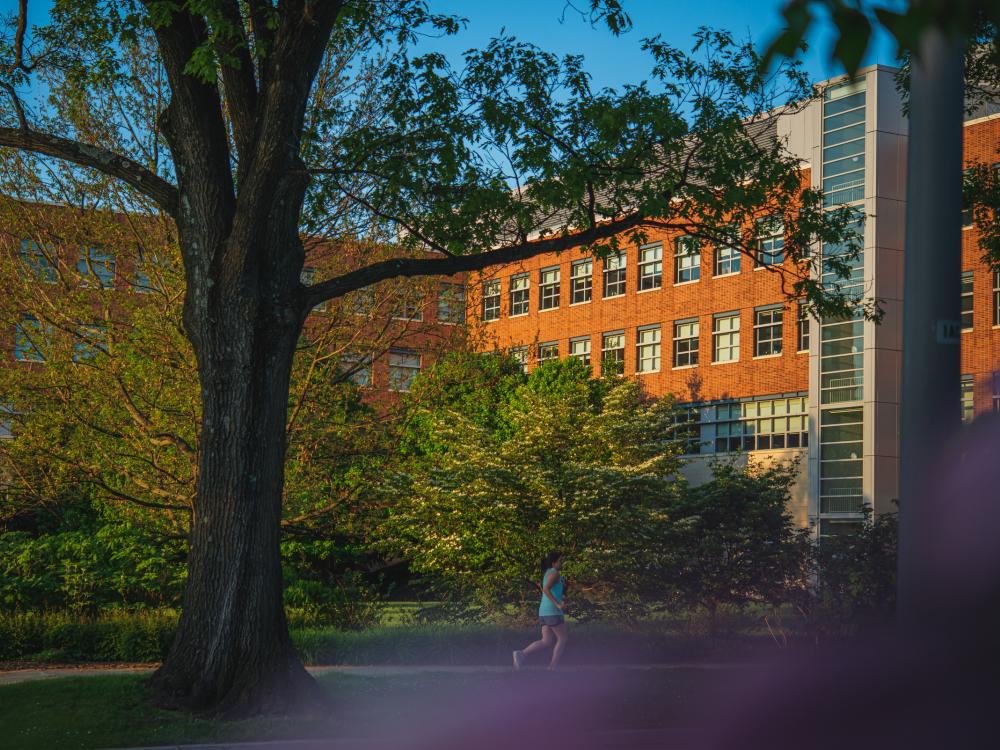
[961,114,1000,417]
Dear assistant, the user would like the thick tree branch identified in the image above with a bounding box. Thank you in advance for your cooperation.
[216,0,259,162]
[303,211,653,308]
[0,127,179,215]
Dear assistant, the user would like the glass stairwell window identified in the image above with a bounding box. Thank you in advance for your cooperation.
[822,81,865,207]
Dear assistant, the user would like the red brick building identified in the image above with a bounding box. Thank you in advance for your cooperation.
[466,67,1000,536]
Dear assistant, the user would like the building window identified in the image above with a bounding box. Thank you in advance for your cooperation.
[437,283,466,323]
[603,251,626,298]
[753,306,783,357]
[539,267,560,310]
[993,373,1000,413]
[674,236,700,284]
[797,304,810,352]
[961,374,974,423]
[714,243,740,277]
[601,331,625,375]
[994,271,1000,327]
[388,349,421,391]
[14,315,45,362]
[962,168,973,228]
[77,247,116,288]
[710,396,809,453]
[73,323,108,363]
[511,346,528,374]
[961,271,974,331]
[481,280,501,321]
[638,243,663,291]
[569,336,591,366]
[351,287,375,316]
[712,312,740,363]
[672,319,699,368]
[510,273,530,316]
[392,291,423,321]
[636,326,661,373]
[538,341,559,362]
[570,259,593,304]
[755,217,785,266]
[21,240,57,284]
[819,405,863,514]
[0,403,13,440]
[340,352,372,387]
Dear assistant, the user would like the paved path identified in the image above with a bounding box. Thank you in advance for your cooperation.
[0,662,745,686]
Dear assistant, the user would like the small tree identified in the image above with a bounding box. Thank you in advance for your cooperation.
[381,355,685,620]
[812,511,898,632]
[658,461,811,632]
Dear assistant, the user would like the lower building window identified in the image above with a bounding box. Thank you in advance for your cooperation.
[636,326,661,373]
[712,313,740,363]
[388,349,421,391]
[482,280,500,321]
[340,352,372,387]
[673,319,699,367]
[569,337,591,366]
[753,306,783,357]
[961,271,974,331]
[537,341,559,362]
[511,346,528,374]
[601,331,625,376]
[961,374,974,423]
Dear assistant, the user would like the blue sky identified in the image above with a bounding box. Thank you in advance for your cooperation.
[4,0,903,88]
[414,1,903,88]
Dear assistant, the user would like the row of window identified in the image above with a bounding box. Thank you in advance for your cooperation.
[338,349,423,391]
[672,395,810,455]
[480,224,785,322]
[13,316,108,363]
[509,305,810,375]
[960,270,1000,330]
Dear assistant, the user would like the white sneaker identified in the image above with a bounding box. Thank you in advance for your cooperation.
[512,650,525,671]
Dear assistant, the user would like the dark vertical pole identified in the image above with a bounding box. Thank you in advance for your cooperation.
[897,28,965,623]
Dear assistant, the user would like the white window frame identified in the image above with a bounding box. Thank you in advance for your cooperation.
[539,266,561,310]
[673,236,701,284]
[753,306,784,358]
[437,283,466,324]
[482,280,501,322]
[714,243,740,277]
[341,352,373,387]
[961,271,973,331]
[537,341,559,362]
[754,217,785,267]
[636,325,661,373]
[637,243,663,291]
[511,345,528,374]
[570,259,593,304]
[672,319,699,368]
[510,273,530,316]
[77,246,116,289]
[21,240,57,284]
[797,303,810,353]
[602,251,626,298]
[961,374,974,423]
[388,349,421,391]
[569,336,591,366]
[601,330,625,375]
[713,312,740,363]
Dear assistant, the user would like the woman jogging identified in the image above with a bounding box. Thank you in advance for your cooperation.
[512,551,567,671]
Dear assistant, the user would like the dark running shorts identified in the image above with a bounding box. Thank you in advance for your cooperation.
[539,615,565,626]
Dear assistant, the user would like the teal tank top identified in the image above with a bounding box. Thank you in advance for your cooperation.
[538,567,564,616]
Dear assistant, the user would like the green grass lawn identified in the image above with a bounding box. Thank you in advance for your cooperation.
[0,668,729,750]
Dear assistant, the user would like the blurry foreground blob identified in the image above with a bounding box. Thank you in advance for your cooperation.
[702,414,1000,750]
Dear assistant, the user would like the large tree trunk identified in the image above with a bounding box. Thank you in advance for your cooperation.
[150,243,321,716]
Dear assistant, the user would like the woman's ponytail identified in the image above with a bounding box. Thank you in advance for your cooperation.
[540,550,562,575]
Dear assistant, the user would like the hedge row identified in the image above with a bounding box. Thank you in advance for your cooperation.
[0,611,784,665]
